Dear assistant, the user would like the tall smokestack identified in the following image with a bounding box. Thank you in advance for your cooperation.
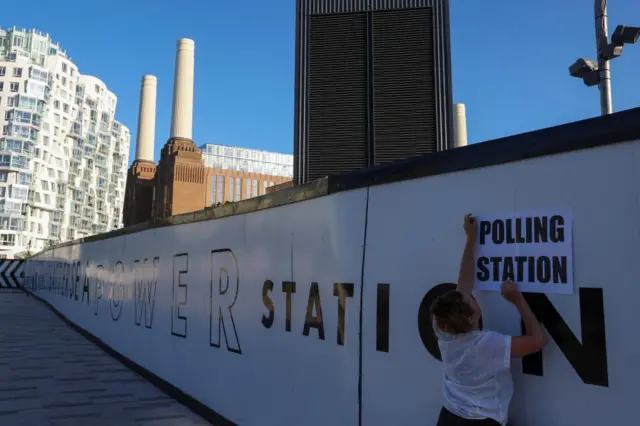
[453,103,468,148]
[135,75,157,162]
[170,38,195,141]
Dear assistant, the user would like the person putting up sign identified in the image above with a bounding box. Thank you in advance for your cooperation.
[430,215,547,426]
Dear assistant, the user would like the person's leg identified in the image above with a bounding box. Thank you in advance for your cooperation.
[436,407,502,426]
[477,417,501,426]
[436,407,475,426]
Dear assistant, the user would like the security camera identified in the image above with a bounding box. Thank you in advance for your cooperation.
[611,25,640,45]
[582,71,601,87]
[600,43,623,60]
[569,58,598,78]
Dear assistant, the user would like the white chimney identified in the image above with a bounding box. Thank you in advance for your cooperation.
[135,75,157,162]
[453,103,468,148]
[170,38,195,141]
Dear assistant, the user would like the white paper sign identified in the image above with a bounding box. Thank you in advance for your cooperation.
[474,211,573,294]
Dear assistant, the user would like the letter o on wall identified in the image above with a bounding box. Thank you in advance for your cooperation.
[417,283,456,361]
[417,282,484,361]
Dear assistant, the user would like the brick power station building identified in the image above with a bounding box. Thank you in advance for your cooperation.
[123,40,291,227]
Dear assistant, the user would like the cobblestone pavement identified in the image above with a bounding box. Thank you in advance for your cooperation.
[0,292,210,426]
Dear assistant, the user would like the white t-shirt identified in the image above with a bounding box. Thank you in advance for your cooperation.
[436,329,513,425]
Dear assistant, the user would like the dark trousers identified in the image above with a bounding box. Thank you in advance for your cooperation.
[436,407,501,426]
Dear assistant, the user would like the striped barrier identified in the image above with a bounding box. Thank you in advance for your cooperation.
[0,260,24,289]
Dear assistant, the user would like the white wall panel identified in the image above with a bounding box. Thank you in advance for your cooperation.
[361,139,640,426]
[28,188,368,426]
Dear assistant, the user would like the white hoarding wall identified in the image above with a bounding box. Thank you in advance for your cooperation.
[362,140,640,426]
[26,189,368,426]
[26,139,640,426]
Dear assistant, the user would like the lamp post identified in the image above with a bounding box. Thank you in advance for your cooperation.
[568,1,639,115]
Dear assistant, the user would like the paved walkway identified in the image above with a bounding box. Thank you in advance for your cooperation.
[0,292,210,426]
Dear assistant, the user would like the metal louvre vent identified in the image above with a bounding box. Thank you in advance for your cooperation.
[372,8,436,165]
[307,13,368,182]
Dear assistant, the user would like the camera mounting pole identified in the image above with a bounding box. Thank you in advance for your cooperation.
[595,0,613,115]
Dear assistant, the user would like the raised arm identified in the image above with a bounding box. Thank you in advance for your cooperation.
[456,214,477,295]
[501,280,547,357]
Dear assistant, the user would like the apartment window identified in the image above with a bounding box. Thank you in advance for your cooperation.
[0,234,15,246]
[95,84,100,93]
[17,172,31,185]
[41,181,49,191]
[10,83,19,93]
[62,76,67,86]
[10,185,28,201]
[13,68,22,78]
[0,200,22,215]
[62,63,67,73]
[0,82,3,91]
[54,100,60,109]
[0,172,7,183]
[63,103,69,113]
[252,179,258,197]
[0,67,5,76]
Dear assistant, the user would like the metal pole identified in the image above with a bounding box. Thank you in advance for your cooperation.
[595,0,613,115]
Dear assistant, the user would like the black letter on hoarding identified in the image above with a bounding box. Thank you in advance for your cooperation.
[134,257,159,328]
[282,281,296,332]
[110,262,124,321]
[376,284,390,352]
[418,283,456,360]
[522,289,608,387]
[303,283,325,340]
[334,283,354,346]
[171,254,188,338]
[81,261,90,304]
[261,280,274,328]
[64,262,71,297]
[61,262,69,297]
[94,265,104,316]
[72,261,80,301]
[210,249,241,354]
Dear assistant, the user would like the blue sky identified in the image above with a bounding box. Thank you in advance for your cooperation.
[3,0,639,164]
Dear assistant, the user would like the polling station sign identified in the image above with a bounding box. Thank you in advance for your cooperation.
[474,211,573,294]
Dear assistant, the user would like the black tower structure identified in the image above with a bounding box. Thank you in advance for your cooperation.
[293,0,454,185]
